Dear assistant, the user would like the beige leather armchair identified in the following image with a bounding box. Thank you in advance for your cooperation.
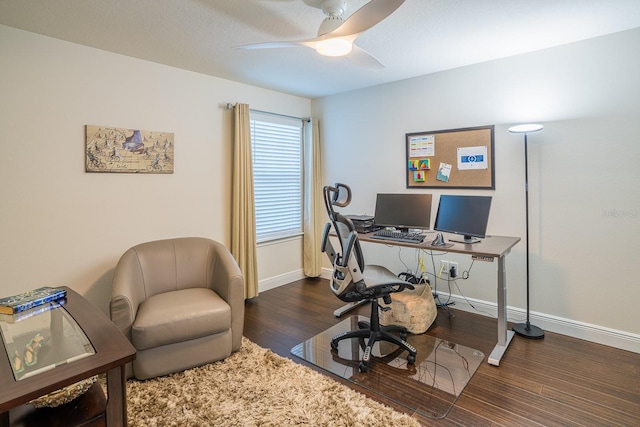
[110,237,244,380]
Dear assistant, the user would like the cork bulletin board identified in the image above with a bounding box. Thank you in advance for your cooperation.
[405,125,495,189]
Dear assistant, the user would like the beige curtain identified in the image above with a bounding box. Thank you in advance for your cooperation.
[231,103,259,299]
[302,118,324,277]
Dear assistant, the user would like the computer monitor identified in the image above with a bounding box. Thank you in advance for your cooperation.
[374,193,432,232]
[433,195,492,244]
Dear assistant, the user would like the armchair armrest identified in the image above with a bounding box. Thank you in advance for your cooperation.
[208,240,244,351]
[209,242,243,301]
[110,247,147,340]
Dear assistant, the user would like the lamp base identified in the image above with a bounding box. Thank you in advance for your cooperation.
[512,322,545,339]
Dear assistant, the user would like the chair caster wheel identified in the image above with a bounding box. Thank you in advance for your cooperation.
[330,340,338,350]
[407,354,416,365]
[359,362,368,372]
[400,332,407,340]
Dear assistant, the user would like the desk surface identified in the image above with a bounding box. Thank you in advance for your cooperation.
[358,232,520,258]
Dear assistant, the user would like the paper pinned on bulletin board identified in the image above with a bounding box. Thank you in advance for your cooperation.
[436,162,452,182]
[457,146,488,170]
[413,170,426,182]
[408,135,435,158]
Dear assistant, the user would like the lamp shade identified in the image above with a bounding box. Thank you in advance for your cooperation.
[509,124,543,133]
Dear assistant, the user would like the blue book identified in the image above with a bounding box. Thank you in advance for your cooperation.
[0,287,67,315]
[0,299,66,323]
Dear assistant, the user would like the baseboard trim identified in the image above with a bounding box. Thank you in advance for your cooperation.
[312,267,640,354]
[258,270,307,293]
[438,292,640,354]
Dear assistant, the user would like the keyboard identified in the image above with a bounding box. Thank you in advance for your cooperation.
[370,230,424,243]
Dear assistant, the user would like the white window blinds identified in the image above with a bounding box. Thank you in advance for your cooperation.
[250,111,303,242]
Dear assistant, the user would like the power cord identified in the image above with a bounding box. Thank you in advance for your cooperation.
[451,278,494,317]
[461,259,475,280]
[425,250,484,316]
[387,244,496,319]
[405,247,499,320]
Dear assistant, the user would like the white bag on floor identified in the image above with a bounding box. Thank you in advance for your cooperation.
[379,283,437,334]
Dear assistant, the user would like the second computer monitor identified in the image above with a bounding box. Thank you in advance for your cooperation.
[374,193,432,232]
[434,195,492,243]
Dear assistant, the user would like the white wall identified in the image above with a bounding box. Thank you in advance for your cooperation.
[0,25,310,314]
[313,28,640,350]
[2,23,639,352]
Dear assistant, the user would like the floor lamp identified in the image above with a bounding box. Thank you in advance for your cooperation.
[509,123,545,339]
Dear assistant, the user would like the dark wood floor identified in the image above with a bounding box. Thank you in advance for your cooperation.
[244,278,640,426]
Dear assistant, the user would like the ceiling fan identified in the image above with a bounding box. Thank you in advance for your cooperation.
[236,0,405,68]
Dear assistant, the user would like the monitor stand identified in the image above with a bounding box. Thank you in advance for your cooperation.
[449,235,481,244]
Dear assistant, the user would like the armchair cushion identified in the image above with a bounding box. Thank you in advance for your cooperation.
[132,288,231,350]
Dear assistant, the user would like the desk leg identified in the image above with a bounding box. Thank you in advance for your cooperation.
[105,364,128,426]
[488,254,515,366]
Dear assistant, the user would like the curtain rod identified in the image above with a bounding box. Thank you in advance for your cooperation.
[225,103,310,122]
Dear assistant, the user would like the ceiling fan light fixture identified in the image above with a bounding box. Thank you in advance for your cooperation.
[316,38,352,56]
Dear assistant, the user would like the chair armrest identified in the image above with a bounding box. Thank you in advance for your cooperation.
[321,223,331,253]
[208,241,244,351]
[342,230,359,267]
[209,242,243,301]
[110,247,147,341]
[321,223,339,265]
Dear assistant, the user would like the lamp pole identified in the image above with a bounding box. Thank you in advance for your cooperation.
[509,124,544,339]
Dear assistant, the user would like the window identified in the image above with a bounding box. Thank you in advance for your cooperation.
[250,111,303,243]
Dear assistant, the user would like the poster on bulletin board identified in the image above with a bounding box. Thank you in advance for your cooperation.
[405,125,494,189]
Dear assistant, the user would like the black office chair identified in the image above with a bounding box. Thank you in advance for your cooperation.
[321,183,417,372]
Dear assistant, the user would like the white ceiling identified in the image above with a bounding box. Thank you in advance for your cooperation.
[2,0,640,99]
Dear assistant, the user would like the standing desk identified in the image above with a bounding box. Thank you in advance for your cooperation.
[335,232,521,366]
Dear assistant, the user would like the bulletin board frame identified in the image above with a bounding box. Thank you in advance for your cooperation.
[405,125,495,189]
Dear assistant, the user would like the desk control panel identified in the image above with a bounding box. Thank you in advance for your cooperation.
[472,255,495,262]
[370,230,424,243]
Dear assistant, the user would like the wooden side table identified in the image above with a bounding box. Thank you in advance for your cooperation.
[0,287,136,426]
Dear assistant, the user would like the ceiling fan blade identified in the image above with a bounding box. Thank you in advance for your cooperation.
[236,39,317,50]
[236,33,357,51]
[348,44,385,68]
[322,0,405,38]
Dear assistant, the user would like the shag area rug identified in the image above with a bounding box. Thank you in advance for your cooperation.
[120,338,420,426]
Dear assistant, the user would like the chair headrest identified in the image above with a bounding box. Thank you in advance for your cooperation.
[323,183,351,220]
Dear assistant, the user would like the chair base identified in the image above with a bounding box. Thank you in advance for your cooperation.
[330,299,418,373]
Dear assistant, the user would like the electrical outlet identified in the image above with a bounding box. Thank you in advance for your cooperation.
[440,260,458,277]
[449,262,458,276]
[440,260,449,274]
